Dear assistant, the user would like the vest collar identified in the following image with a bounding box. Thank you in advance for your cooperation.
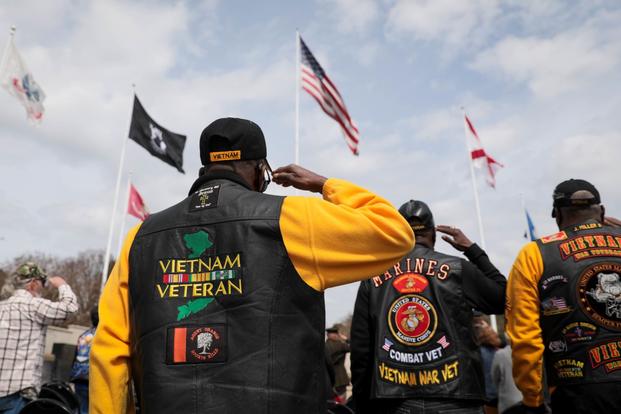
[188,170,254,195]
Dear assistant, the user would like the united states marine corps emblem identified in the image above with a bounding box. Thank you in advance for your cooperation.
[578,262,621,331]
[388,295,437,346]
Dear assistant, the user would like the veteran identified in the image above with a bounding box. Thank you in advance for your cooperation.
[351,200,506,414]
[90,117,414,414]
[506,179,621,414]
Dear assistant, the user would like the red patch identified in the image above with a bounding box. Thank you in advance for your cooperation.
[541,231,568,244]
[392,273,429,293]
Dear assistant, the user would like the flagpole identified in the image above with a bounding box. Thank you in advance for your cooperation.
[100,90,133,293]
[0,27,16,73]
[115,171,132,257]
[462,109,496,330]
[294,30,301,165]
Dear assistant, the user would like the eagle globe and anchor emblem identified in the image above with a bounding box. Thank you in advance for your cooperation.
[388,294,438,346]
[149,123,167,155]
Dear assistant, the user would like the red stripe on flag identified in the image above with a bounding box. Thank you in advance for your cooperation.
[471,149,486,159]
[173,328,187,363]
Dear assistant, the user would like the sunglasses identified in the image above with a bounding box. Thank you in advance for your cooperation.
[259,160,272,193]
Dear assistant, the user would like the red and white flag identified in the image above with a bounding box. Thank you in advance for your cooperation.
[464,114,503,188]
[300,36,360,155]
[0,35,46,122]
[127,184,149,221]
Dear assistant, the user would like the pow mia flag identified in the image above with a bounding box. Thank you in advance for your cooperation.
[129,95,186,173]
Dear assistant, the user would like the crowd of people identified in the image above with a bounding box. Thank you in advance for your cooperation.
[0,117,619,414]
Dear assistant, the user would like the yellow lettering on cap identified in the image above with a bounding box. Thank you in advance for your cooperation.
[210,150,241,162]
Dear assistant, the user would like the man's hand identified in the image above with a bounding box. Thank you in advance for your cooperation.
[48,276,67,288]
[605,216,621,228]
[272,164,327,193]
[436,225,474,252]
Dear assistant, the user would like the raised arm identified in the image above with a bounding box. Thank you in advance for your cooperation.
[274,165,414,291]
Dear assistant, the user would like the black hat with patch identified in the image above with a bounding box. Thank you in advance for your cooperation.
[200,118,267,165]
[552,179,601,217]
[398,200,435,231]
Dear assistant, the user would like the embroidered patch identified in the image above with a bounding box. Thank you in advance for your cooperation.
[553,358,584,379]
[377,360,459,387]
[559,234,621,261]
[588,340,621,373]
[167,324,226,364]
[210,150,241,162]
[183,230,214,259]
[189,185,220,212]
[541,274,568,290]
[577,262,621,331]
[541,231,567,244]
[562,322,597,344]
[387,295,437,346]
[541,296,572,316]
[392,273,429,294]
[548,339,567,353]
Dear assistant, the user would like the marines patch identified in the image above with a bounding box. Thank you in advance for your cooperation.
[577,262,621,331]
[388,295,437,346]
[392,273,429,294]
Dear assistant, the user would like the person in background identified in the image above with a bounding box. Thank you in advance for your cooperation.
[325,324,351,402]
[90,117,414,414]
[473,314,505,414]
[70,305,98,414]
[506,179,621,414]
[0,262,78,414]
[491,335,523,414]
[351,200,506,414]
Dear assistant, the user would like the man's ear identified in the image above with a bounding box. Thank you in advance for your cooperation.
[600,205,606,222]
[198,166,205,176]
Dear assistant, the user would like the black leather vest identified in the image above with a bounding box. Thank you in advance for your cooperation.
[536,221,621,386]
[128,179,325,414]
[366,245,485,400]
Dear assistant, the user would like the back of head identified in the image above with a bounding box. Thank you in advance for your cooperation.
[398,200,435,246]
[552,178,603,228]
[199,118,267,166]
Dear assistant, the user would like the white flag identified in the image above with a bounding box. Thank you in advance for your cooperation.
[464,114,503,188]
[0,36,45,121]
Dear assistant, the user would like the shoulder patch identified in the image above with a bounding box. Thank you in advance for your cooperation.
[541,231,567,244]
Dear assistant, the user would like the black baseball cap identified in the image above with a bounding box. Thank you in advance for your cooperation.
[552,179,601,217]
[398,200,435,231]
[199,118,267,165]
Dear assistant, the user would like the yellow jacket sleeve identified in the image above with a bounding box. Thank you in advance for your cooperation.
[505,241,545,407]
[90,224,142,414]
[280,178,415,291]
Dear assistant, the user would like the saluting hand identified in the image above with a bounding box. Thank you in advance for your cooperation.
[605,216,621,228]
[272,164,327,194]
[436,225,474,252]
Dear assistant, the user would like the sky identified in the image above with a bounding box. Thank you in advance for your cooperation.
[1,0,620,325]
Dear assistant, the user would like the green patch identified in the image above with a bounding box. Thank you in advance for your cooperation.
[177,298,215,321]
[183,230,213,259]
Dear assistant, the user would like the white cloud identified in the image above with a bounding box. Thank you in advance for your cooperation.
[386,0,501,50]
[320,0,380,34]
[471,11,621,98]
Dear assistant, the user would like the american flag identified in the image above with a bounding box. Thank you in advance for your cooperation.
[436,335,450,349]
[382,338,393,352]
[300,36,360,155]
[464,114,503,188]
